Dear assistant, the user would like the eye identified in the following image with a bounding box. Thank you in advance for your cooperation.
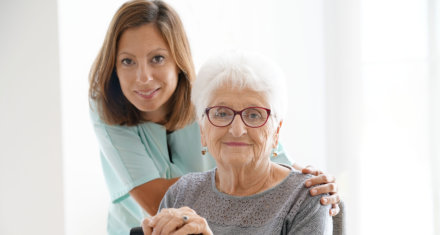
[216,111,228,117]
[245,109,263,119]
[212,107,233,119]
[151,55,165,64]
[215,110,228,118]
[121,58,134,65]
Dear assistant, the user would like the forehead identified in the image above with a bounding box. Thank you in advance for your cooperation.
[209,85,269,109]
[117,23,168,53]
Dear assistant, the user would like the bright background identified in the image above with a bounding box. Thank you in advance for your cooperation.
[1,0,439,234]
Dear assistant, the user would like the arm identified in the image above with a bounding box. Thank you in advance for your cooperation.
[90,107,174,214]
[130,178,179,215]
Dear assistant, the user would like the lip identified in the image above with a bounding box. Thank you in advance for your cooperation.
[135,88,160,99]
[223,142,251,147]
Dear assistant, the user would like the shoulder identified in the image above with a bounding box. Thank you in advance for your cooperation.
[284,170,321,207]
[173,121,201,136]
[283,169,313,191]
[283,171,332,233]
[277,170,324,217]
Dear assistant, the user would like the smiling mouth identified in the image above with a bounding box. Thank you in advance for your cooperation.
[223,142,250,147]
[135,88,159,99]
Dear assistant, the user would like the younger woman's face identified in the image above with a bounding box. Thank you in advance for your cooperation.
[116,23,179,123]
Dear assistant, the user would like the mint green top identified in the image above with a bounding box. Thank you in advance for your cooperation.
[90,108,292,235]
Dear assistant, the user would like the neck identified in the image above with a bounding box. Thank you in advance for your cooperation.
[215,159,288,196]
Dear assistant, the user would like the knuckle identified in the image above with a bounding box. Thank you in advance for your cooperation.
[332,205,340,215]
[142,218,149,226]
[335,193,341,203]
[181,206,196,214]
[329,183,336,191]
[158,208,170,215]
[321,174,329,182]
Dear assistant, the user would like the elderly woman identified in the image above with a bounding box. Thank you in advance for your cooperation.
[140,51,337,235]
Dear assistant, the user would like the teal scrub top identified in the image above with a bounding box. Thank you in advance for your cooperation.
[90,108,292,235]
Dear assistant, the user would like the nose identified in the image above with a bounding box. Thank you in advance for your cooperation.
[228,114,247,137]
[136,61,153,83]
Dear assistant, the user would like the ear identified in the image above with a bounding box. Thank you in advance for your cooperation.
[272,120,283,148]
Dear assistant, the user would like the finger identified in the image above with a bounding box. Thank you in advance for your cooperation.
[142,218,153,235]
[152,207,197,235]
[320,193,340,205]
[329,203,340,216]
[301,165,315,174]
[149,208,170,227]
[172,218,208,235]
[302,165,324,176]
[151,210,176,235]
[309,183,337,196]
[304,174,336,188]
[159,220,183,235]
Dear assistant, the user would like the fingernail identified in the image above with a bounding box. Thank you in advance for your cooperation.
[305,181,311,187]
[311,189,317,195]
[322,198,327,204]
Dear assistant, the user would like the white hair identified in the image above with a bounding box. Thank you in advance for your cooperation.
[191,51,287,125]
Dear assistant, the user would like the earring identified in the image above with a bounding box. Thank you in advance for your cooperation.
[201,146,207,156]
[272,148,278,157]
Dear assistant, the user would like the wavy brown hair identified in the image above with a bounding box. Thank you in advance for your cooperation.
[89,0,195,130]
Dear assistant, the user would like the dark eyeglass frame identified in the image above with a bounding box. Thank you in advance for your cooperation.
[204,106,271,128]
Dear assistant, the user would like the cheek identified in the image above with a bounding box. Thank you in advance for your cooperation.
[203,126,224,152]
[159,66,179,90]
[252,128,275,154]
[116,69,134,91]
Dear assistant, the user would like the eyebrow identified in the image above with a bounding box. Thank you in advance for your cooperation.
[215,102,262,108]
[117,51,135,57]
[117,48,168,58]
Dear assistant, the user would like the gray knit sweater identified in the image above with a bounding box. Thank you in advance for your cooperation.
[159,168,333,235]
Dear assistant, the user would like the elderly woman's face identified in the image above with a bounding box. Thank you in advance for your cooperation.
[201,85,280,167]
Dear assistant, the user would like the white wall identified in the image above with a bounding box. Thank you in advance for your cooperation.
[57,1,119,234]
[323,0,362,234]
[0,0,64,234]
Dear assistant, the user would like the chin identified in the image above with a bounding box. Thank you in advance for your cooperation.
[134,102,162,112]
[221,155,253,167]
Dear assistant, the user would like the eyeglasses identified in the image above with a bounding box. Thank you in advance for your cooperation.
[204,106,271,128]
